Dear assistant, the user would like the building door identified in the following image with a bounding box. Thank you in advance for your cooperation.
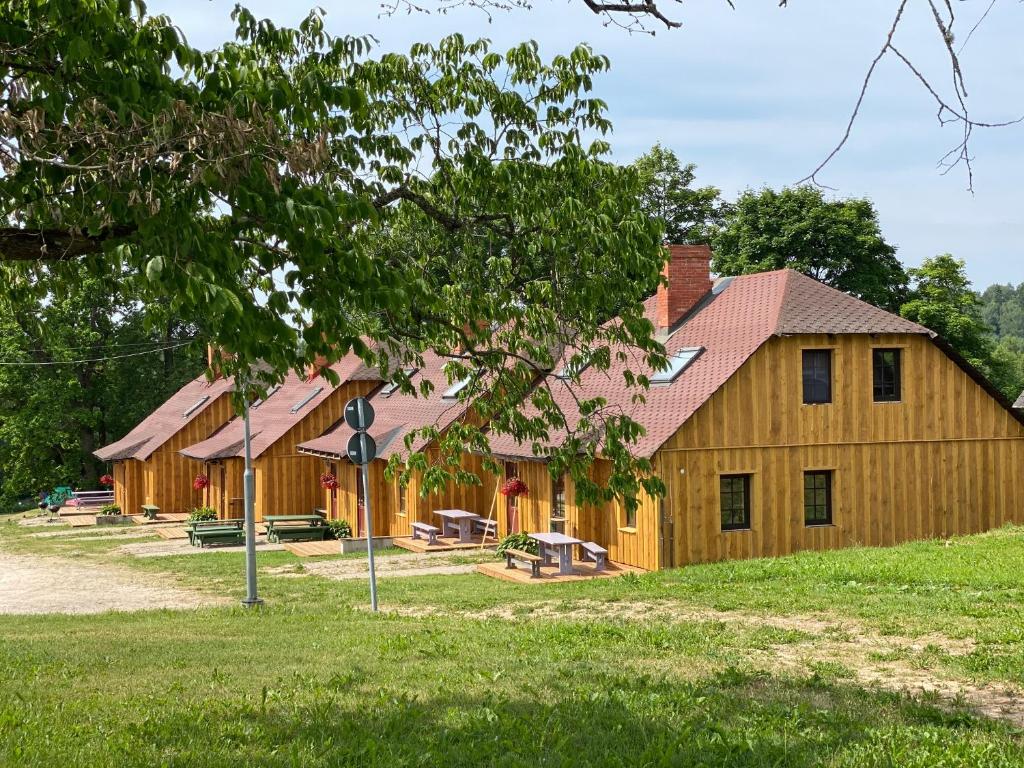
[217,463,226,514]
[356,466,366,538]
[659,496,675,569]
[504,462,520,533]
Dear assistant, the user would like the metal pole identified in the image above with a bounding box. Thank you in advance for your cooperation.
[358,399,378,612]
[241,392,263,608]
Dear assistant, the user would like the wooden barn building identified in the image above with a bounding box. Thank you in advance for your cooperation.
[179,356,379,521]
[296,351,500,538]
[486,245,1024,571]
[93,373,235,515]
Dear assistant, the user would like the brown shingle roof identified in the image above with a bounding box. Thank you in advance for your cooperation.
[179,355,379,461]
[94,375,235,462]
[297,351,475,462]
[487,269,935,461]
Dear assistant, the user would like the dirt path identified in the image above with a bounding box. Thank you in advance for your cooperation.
[381,598,1024,728]
[266,550,480,580]
[0,551,220,614]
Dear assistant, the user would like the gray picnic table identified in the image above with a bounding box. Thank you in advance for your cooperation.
[529,531,583,576]
[434,509,481,543]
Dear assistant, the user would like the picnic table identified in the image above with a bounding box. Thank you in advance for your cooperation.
[264,514,326,543]
[528,531,584,576]
[434,509,481,543]
[188,518,245,546]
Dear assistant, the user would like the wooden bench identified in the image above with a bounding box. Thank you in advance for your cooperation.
[265,515,326,543]
[192,525,245,547]
[140,504,160,520]
[473,518,497,538]
[505,548,542,578]
[579,541,608,572]
[73,490,115,508]
[187,518,242,545]
[270,523,326,543]
[411,521,441,545]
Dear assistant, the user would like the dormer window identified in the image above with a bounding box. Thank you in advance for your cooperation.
[182,395,210,419]
[650,347,704,385]
[290,386,323,414]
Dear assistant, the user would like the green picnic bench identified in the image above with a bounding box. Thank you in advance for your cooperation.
[264,514,326,543]
[189,518,245,547]
[141,504,160,520]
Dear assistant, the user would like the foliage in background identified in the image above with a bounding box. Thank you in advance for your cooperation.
[324,519,352,540]
[1,2,671,510]
[187,507,218,523]
[712,186,908,312]
[496,531,538,557]
[901,255,1024,401]
[0,264,200,505]
[631,143,726,245]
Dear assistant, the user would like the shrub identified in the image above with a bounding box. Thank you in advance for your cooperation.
[496,532,537,558]
[324,519,352,540]
[187,507,217,522]
[99,503,121,516]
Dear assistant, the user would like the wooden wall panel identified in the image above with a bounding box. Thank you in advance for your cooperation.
[113,459,146,514]
[654,333,1024,567]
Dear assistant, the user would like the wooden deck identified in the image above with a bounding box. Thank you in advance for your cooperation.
[283,540,341,557]
[394,534,498,554]
[65,515,97,528]
[477,558,644,584]
[132,513,190,526]
[155,526,189,540]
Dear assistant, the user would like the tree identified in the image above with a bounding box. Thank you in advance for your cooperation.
[0,265,200,504]
[711,186,908,311]
[631,144,725,244]
[1,2,670,505]
[900,254,1022,399]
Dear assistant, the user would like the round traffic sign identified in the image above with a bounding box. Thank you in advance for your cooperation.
[347,432,377,465]
[344,396,375,431]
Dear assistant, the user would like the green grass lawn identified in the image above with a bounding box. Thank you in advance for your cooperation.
[1,513,1023,766]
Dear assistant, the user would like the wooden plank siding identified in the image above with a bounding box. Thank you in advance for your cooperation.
[246,379,378,522]
[110,392,235,516]
[321,450,501,539]
[654,333,1024,569]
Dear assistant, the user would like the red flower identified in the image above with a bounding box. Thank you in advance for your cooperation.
[193,474,210,490]
[500,477,529,497]
[319,472,339,490]
[99,474,114,487]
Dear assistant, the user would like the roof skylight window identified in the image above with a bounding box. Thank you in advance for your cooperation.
[252,385,281,409]
[443,375,474,399]
[290,386,323,414]
[380,368,418,397]
[182,395,210,419]
[650,347,704,385]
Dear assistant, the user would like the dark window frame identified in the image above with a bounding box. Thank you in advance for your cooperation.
[720,474,752,531]
[551,474,567,533]
[872,348,902,403]
[802,349,833,405]
[803,470,833,526]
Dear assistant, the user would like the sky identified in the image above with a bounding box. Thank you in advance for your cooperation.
[151,0,1024,288]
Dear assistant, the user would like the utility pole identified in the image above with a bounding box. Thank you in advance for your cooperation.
[240,385,263,609]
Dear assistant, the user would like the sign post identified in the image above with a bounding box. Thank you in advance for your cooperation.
[345,397,378,612]
[240,386,263,608]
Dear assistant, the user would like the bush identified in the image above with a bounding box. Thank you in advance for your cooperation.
[98,503,121,516]
[324,519,352,540]
[187,507,217,522]
[496,532,537,558]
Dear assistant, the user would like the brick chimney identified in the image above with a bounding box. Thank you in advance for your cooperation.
[656,244,713,333]
[306,353,330,382]
[206,345,235,379]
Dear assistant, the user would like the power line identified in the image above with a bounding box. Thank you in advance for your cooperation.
[0,340,196,366]
[12,336,200,354]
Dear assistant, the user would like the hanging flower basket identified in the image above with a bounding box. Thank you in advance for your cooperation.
[320,472,340,490]
[500,477,529,497]
[193,473,210,491]
[99,474,114,488]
